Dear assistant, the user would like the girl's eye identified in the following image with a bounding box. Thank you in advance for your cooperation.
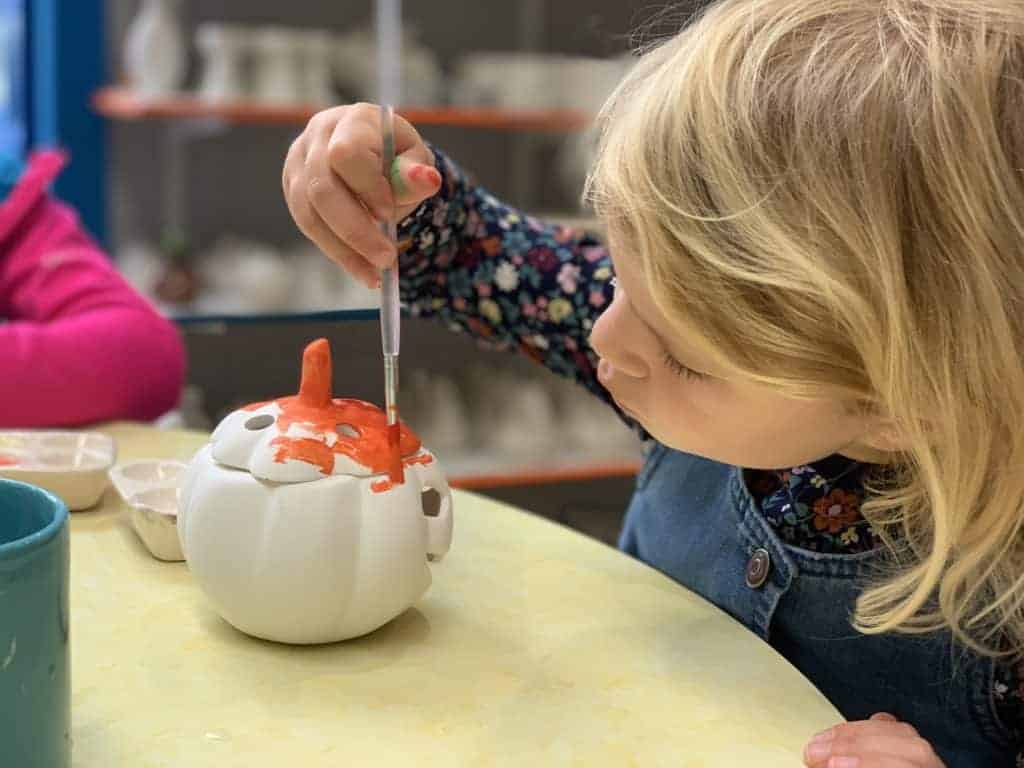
[663,352,703,381]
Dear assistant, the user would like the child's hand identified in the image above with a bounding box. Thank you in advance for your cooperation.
[803,713,945,768]
[282,103,442,287]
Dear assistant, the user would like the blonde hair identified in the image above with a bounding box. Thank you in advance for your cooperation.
[587,0,1024,659]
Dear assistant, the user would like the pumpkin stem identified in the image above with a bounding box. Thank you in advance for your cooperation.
[298,338,333,406]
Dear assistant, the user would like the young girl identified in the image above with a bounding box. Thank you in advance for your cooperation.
[283,1,1024,765]
[0,150,185,426]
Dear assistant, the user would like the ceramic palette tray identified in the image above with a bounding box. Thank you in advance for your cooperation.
[0,431,116,511]
[109,460,188,562]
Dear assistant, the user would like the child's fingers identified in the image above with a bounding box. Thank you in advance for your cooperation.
[389,154,442,208]
[285,189,379,289]
[326,116,394,221]
[305,143,395,269]
[831,759,920,768]
[814,720,920,740]
[804,721,940,768]
[392,111,432,163]
[328,133,438,224]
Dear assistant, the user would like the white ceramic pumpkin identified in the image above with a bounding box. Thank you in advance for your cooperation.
[178,338,454,644]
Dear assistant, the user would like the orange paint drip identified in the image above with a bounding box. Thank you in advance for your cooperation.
[387,423,404,484]
[370,454,433,493]
[242,338,422,476]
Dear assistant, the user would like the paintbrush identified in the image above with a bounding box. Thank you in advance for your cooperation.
[379,103,403,484]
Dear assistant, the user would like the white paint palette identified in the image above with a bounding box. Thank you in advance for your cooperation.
[110,460,188,562]
[0,431,117,511]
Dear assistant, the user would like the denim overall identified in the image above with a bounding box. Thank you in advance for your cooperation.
[619,442,1015,767]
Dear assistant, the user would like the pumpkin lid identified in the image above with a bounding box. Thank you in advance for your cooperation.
[209,338,422,483]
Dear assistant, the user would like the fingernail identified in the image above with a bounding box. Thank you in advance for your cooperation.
[829,757,859,768]
[805,741,832,762]
[811,729,835,743]
[408,163,440,188]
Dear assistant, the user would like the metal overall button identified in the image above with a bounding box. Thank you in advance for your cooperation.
[745,548,772,589]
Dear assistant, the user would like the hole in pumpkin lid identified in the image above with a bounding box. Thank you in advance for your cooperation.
[421,488,442,517]
[245,414,275,431]
[337,423,361,438]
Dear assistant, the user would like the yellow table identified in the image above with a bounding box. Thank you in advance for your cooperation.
[71,423,841,767]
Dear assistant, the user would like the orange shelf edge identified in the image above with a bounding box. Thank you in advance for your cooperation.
[448,460,640,490]
[91,86,592,132]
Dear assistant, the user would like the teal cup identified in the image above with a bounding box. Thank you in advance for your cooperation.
[0,479,70,768]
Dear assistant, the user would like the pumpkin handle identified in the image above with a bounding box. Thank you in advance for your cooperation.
[298,338,333,407]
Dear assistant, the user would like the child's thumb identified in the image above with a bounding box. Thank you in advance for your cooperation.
[390,154,442,206]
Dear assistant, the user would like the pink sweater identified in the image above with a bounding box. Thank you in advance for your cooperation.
[0,151,185,427]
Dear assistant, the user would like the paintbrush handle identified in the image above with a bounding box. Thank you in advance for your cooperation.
[379,104,400,425]
[379,265,400,358]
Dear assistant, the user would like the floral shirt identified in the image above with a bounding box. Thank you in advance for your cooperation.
[396,147,1022,759]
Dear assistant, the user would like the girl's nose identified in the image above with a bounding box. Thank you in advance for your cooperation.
[589,301,650,380]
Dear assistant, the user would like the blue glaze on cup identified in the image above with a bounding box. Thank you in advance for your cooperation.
[0,479,70,768]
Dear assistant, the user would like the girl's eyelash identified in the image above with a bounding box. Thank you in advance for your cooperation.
[663,352,702,380]
[610,274,702,381]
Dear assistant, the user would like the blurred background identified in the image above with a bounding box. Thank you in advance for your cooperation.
[3,0,702,543]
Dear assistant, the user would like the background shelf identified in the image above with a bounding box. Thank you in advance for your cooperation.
[99,0,643,544]
[93,86,593,132]
[447,459,639,490]
[171,308,380,326]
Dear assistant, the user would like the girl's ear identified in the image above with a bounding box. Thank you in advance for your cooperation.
[842,417,910,463]
[861,420,908,453]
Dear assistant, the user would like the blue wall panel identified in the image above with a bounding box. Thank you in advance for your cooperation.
[28,0,106,243]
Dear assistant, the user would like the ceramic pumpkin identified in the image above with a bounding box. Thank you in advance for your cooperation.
[178,338,454,644]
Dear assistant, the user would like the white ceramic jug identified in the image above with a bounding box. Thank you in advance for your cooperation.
[252,26,304,105]
[178,338,454,644]
[124,0,186,97]
[196,23,248,104]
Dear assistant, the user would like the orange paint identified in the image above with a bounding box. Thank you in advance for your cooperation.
[244,338,422,476]
[387,423,404,484]
[270,437,335,475]
[370,454,434,493]
[0,454,17,466]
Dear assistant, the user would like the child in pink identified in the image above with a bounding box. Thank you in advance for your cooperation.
[0,151,185,426]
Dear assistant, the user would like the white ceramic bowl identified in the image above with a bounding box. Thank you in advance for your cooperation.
[110,460,189,561]
[0,432,116,511]
[128,487,183,562]
[109,459,187,501]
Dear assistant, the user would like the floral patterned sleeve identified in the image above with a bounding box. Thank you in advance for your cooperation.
[397,146,621,413]
[991,661,1024,766]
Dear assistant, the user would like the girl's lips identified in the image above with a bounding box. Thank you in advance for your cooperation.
[598,359,641,419]
[609,392,638,419]
[618,402,639,419]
